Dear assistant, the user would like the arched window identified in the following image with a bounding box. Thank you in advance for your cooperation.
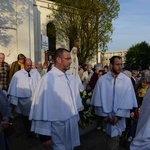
[46,22,56,51]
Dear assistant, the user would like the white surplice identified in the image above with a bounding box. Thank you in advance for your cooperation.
[29,67,83,150]
[91,71,137,137]
[130,87,150,150]
[8,69,41,116]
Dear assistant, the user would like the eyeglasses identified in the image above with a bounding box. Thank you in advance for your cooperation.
[60,57,72,61]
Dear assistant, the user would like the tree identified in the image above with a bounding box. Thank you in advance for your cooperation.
[125,41,150,70]
[48,0,119,64]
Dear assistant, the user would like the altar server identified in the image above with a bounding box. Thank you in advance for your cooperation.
[29,48,82,150]
[8,58,40,136]
[91,56,137,150]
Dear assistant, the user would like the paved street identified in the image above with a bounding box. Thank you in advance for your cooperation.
[10,117,130,150]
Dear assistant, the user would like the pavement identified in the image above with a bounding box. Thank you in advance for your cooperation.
[10,116,130,150]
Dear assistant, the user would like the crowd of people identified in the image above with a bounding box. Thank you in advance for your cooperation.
[0,49,150,150]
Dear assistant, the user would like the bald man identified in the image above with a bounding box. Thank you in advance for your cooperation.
[8,58,41,137]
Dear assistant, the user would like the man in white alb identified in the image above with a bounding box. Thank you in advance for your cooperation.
[8,58,41,136]
[91,56,137,150]
[29,48,83,150]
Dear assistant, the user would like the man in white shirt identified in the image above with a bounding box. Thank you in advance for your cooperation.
[8,58,41,137]
[82,64,93,91]
[91,56,137,150]
[29,48,82,150]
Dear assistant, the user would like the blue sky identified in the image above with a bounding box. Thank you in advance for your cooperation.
[107,0,150,51]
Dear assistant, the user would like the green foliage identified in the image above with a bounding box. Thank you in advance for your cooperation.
[79,90,95,127]
[125,41,150,70]
[48,0,120,64]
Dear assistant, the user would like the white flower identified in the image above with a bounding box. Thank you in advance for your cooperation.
[83,91,87,96]
[86,99,90,105]
[79,89,84,92]
[80,106,84,111]
[88,92,92,96]
[84,111,91,117]
[82,95,85,98]
[88,107,92,112]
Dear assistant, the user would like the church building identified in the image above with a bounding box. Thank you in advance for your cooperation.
[0,0,68,64]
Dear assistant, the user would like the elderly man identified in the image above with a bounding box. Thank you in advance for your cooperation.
[29,48,82,150]
[8,58,41,137]
[82,64,93,91]
[91,56,137,150]
[0,53,10,91]
[131,70,138,89]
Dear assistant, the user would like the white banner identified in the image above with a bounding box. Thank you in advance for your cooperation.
[41,35,48,50]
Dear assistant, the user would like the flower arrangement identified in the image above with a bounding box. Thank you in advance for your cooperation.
[79,90,96,127]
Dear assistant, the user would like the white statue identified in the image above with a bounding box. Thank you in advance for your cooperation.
[69,46,84,90]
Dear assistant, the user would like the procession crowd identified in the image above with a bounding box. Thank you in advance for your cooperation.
[0,48,150,150]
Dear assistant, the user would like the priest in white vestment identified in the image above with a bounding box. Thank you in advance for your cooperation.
[29,48,83,150]
[91,56,137,150]
[130,87,150,150]
[8,58,41,136]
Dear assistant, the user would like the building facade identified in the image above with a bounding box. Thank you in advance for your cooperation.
[101,50,127,66]
[0,0,127,66]
[0,0,69,65]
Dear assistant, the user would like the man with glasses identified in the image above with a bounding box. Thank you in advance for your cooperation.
[29,48,82,150]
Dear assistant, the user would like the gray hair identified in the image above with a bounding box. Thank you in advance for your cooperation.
[95,66,102,71]
[87,64,92,68]
[142,70,150,77]
[123,70,132,78]
[132,70,138,75]
[140,76,150,83]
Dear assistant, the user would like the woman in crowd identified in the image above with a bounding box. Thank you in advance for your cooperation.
[9,53,26,83]
[136,77,149,106]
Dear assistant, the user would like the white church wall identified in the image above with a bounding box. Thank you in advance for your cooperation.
[0,0,35,64]
[34,0,54,63]
[0,0,69,65]
[34,0,69,63]
[0,0,17,64]
[17,0,35,61]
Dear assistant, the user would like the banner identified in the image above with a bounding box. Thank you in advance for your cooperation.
[41,35,48,50]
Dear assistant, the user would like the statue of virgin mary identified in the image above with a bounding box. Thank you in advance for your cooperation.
[69,46,84,90]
